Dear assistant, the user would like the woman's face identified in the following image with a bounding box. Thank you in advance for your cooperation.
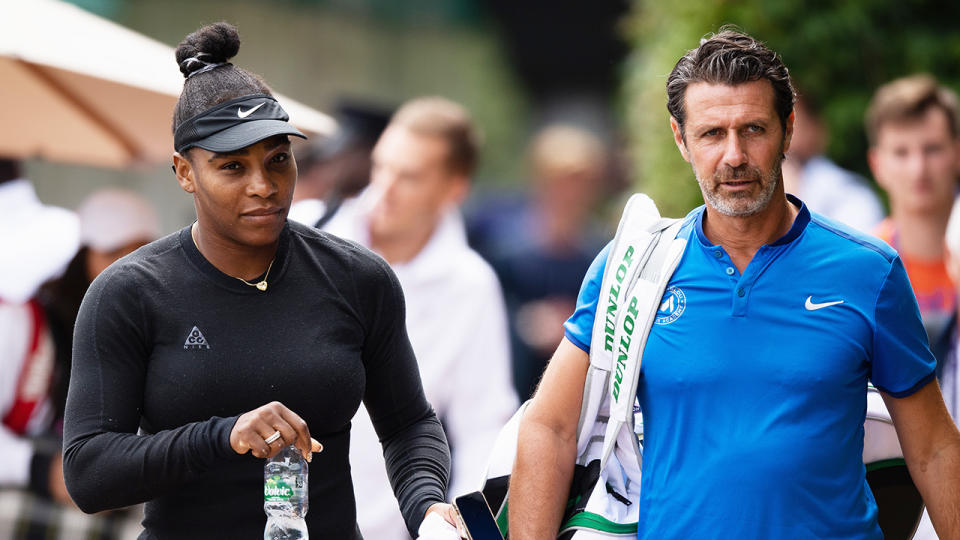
[175,135,297,250]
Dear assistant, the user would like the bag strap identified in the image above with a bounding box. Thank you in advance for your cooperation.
[577,194,661,446]
[576,193,686,468]
[599,219,684,467]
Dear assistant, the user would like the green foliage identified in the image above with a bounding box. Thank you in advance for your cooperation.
[623,0,960,216]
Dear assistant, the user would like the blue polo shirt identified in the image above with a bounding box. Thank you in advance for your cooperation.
[564,197,935,539]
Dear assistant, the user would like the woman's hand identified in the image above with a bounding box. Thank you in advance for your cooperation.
[229,401,322,461]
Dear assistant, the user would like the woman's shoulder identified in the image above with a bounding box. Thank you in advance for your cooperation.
[287,220,393,279]
[89,230,185,294]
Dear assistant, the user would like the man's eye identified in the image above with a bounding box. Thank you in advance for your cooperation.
[702,129,720,137]
[747,125,764,133]
[272,153,289,163]
[221,162,241,170]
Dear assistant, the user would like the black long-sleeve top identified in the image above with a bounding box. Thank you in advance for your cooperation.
[63,221,450,539]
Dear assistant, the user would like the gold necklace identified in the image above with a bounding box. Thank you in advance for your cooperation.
[191,224,274,292]
[236,258,274,291]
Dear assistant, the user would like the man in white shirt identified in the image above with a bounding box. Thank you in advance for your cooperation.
[317,98,517,539]
[0,159,78,505]
[782,94,885,233]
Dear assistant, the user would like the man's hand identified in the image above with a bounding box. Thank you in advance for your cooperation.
[424,502,466,538]
[509,338,590,539]
[883,380,960,538]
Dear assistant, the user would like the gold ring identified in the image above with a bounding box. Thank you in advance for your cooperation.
[264,430,282,445]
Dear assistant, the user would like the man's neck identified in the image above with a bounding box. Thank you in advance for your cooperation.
[702,194,798,273]
[890,208,951,260]
[369,224,435,265]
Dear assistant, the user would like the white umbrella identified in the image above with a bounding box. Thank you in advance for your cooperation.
[0,0,335,168]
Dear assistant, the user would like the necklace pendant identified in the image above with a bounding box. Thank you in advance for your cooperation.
[256,281,268,291]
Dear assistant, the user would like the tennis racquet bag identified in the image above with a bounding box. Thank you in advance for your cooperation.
[481,194,686,539]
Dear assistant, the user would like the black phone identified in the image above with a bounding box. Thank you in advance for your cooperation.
[454,491,505,540]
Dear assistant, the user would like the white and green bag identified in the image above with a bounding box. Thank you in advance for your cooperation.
[481,193,686,539]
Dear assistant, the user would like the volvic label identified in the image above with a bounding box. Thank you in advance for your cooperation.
[264,476,293,502]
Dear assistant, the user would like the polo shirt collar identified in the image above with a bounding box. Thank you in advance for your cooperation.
[693,193,810,248]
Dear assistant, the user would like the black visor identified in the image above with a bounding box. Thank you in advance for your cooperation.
[174,94,306,154]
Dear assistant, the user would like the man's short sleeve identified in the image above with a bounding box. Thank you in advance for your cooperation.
[871,255,938,397]
[563,242,612,353]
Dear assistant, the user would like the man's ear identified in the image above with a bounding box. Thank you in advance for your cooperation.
[670,117,690,162]
[444,174,470,209]
[866,147,889,191]
[173,152,196,194]
[782,110,795,154]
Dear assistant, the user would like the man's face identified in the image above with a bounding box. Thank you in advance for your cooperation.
[869,107,960,215]
[671,80,792,217]
[368,125,466,243]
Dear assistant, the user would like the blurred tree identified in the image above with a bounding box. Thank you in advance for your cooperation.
[624,0,960,217]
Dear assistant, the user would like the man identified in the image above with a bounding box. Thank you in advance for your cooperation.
[868,75,960,341]
[782,93,884,233]
[510,30,960,539]
[288,101,391,229]
[326,97,517,539]
[0,159,78,503]
[468,124,608,401]
[0,158,80,537]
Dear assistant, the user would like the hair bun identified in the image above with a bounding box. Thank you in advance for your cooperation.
[175,22,241,79]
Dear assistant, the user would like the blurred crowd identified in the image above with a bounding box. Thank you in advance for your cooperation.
[2,48,960,540]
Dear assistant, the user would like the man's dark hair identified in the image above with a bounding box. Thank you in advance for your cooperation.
[666,28,795,139]
[172,22,273,141]
[0,158,21,184]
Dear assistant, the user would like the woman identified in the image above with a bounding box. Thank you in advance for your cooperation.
[63,22,455,539]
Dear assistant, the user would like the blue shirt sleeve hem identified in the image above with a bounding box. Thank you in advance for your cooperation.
[564,329,590,354]
[873,371,936,398]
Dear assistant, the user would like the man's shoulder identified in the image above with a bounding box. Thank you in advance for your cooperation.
[428,240,501,295]
[805,212,898,265]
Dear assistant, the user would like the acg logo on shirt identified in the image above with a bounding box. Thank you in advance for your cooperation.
[655,286,686,325]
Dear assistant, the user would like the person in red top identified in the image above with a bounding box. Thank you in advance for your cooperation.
[868,75,960,340]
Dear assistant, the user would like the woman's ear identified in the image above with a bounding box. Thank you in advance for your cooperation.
[173,152,196,193]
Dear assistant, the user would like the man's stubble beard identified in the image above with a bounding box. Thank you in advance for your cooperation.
[693,151,786,218]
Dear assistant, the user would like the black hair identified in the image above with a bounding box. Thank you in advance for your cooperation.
[172,22,273,137]
[0,158,21,184]
[666,27,795,140]
[36,247,91,418]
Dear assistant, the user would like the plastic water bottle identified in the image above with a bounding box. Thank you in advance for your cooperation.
[264,444,309,539]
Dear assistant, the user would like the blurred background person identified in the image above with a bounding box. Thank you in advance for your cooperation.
[937,194,960,428]
[782,93,885,233]
[327,97,516,540]
[1,187,161,539]
[468,124,608,401]
[288,101,391,230]
[868,75,960,341]
[0,158,78,512]
[38,188,160,437]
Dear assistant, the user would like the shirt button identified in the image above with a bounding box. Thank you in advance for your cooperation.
[737,288,745,297]
[725,267,735,276]
[713,250,722,259]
